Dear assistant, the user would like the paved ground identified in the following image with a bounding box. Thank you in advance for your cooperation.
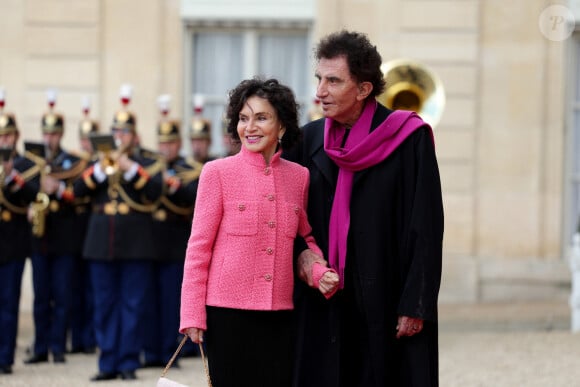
[2,300,578,387]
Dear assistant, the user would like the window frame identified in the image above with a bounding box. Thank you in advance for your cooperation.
[182,22,314,157]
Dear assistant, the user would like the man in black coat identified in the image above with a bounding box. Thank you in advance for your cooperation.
[0,111,41,374]
[290,30,444,387]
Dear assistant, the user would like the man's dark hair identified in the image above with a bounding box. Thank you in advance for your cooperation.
[226,78,301,150]
[315,30,386,98]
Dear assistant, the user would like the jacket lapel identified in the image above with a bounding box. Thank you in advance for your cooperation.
[308,119,337,186]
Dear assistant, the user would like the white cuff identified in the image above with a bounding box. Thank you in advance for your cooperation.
[93,163,107,183]
[123,162,139,181]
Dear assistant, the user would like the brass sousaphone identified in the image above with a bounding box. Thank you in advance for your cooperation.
[376,59,445,128]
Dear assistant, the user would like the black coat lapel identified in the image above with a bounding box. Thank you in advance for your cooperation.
[307,119,337,186]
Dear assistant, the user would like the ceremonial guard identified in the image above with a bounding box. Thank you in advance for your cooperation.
[142,95,202,367]
[73,85,163,381]
[221,114,240,157]
[78,96,99,156]
[308,95,324,121]
[0,92,41,375]
[25,90,88,365]
[189,94,215,164]
[67,97,98,355]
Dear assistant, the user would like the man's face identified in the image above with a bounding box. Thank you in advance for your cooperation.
[112,127,135,149]
[80,138,93,153]
[42,132,62,154]
[315,56,368,127]
[158,139,181,162]
[190,138,210,162]
[0,132,17,148]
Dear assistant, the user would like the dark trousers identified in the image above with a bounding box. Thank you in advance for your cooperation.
[69,257,95,351]
[90,259,153,373]
[205,306,294,387]
[142,260,183,364]
[30,253,74,356]
[0,259,26,366]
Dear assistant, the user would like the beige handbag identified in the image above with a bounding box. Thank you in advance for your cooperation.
[156,335,212,387]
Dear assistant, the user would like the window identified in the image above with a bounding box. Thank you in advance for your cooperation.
[186,27,311,157]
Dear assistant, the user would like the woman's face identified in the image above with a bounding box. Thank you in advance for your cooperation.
[237,96,285,163]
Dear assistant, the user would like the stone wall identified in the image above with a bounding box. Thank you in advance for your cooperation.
[1,0,571,305]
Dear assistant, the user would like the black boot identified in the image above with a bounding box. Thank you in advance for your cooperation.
[23,353,48,364]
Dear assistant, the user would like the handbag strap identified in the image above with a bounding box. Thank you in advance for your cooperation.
[161,334,213,387]
[198,339,213,387]
[161,335,189,377]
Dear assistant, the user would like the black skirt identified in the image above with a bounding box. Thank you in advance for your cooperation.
[205,306,294,387]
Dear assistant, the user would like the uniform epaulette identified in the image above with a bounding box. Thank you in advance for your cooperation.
[143,157,164,178]
[175,159,203,184]
[68,149,92,162]
[48,157,88,181]
[139,147,163,160]
[24,151,47,169]
[19,154,43,182]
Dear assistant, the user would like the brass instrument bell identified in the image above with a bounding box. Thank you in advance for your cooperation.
[376,59,445,128]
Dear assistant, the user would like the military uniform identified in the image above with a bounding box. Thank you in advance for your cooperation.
[142,119,202,367]
[0,113,41,374]
[73,108,163,381]
[67,116,99,354]
[189,104,216,164]
[26,110,88,364]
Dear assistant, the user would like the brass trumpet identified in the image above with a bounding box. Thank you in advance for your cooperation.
[90,134,126,175]
[102,150,119,175]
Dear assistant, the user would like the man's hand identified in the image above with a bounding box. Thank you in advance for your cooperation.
[41,175,60,195]
[396,316,424,338]
[297,249,328,287]
[117,153,136,172]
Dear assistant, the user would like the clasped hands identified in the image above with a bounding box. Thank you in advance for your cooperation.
[298,249,423,339]
[297,249,340,297]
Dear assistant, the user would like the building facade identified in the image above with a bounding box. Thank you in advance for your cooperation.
[0,0,575,303]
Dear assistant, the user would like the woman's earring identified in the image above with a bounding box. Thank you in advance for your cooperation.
[278,137,282,144]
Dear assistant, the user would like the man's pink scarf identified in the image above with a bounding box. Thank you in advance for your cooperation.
[323,99,433,288]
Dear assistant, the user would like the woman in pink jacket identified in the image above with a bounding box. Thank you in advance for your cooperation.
[180,78,338,387]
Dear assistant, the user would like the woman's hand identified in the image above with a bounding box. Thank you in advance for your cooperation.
[298,249,328,287]
[185,327,205,344]
[318,270,339,296]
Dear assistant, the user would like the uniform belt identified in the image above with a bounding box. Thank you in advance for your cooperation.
[93,201,134,215]
[152,208,192,222]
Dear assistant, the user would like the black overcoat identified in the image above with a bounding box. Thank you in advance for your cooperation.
[290,104,444,387]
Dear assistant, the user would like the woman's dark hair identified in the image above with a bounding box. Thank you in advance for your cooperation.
[225,78,301,150]
[315,30,386,98]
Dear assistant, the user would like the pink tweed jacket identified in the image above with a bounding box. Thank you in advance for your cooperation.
[180,146,323,331]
